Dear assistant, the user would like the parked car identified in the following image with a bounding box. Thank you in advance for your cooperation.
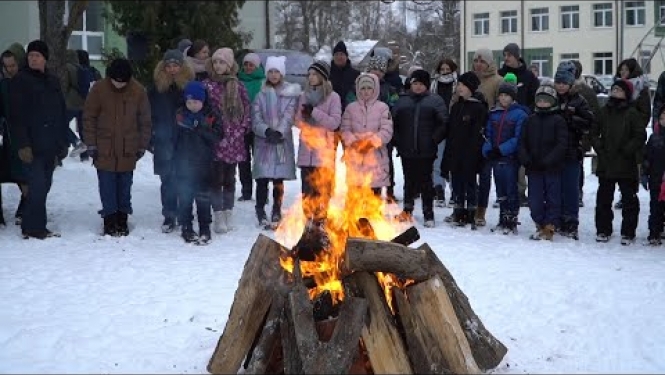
[242,49,314,89]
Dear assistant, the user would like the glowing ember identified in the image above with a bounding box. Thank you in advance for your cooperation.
[278,130,412,309]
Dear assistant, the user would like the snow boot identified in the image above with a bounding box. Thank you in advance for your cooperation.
[271,206,282,230]
[620,235,635,246]
[116,212,129,236]
[213,211,228,234]
[256,208,269,228]
[198,224,211,245]
[541,224,555,240]
[596,233,610,243]
[502,214,518,234]
[529,225,543,240]
[434,185,446,207]
[466,209,476,229]
[648,232,662,246]
[161,217,176,233]
[424,209,435,228]
[474,207,487,227]
[22,229,60,240]
[14,196,25,225]
[103,213,118,236]
[223,210,234,231]
[181,224,198,243]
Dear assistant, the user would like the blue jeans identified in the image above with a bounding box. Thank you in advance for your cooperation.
[97,170,134,217]
[21,156,55,232]
[528,171,562,227]
[432,140,447,189]
[493,160,519,215]
[477,161,492,208]
[160,168,178,219]
[560,160,581,227]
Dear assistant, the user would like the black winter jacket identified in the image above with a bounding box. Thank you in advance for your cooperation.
[173,104,223,179]
[498,59,540,110]
[519,109,569,173]
[330,60,360,112]
[643,128,665,187]
[557,89,594,160]
[441,93,487,177]
[392,91,448,159]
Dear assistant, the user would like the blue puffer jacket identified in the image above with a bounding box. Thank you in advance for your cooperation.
[482,103,529,159]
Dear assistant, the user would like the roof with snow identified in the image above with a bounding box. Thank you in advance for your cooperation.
[314,40,380,66]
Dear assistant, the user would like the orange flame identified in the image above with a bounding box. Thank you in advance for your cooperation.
[278,128,412,310]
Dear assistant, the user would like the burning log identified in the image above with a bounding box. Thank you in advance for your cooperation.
[344,238,430,281]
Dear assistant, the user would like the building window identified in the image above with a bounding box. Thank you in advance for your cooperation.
[641,50,652,74]
[593,3,613,27]
[530,55,551,77]
[65,0,105,60]
[659,4,665,25]
[625,1,646,26]
[530,8,549,32]
[560,53,579,61]
[473,12,490,36]
[593,52,613,75]
[561,5,580,30]
[500,10,518,34]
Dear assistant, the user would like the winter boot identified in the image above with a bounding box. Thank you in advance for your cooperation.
[15,196,25,225]
[181,224,198,243]
[529,224,543,240]
[423,209,435,228]
[620,235,635,246]
[161,217,176,233]
[648,232,662,246]
[474,207,487,227]
[116,212,129,236]
[542,224,555,241]
[198,224,212,245]
[103,213,118,236]
[223,210,234,231]
[271,206,282,229]
[465,208,476,229]
[595,233,610,243]
[434,185,446,207]
[213,211,228,234]
[502,214,518,234]
[256,208,269,227]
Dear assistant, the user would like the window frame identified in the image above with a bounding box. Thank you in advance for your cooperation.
[625,1,646,27]
[593,52,614,75]
[473,12,490,36]
[592,3,613,28]
[560,5,580,30]
[530,7,549,32]
[500,10,518,34]
[64,0,105,61]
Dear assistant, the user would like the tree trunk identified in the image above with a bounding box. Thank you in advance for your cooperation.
[207,234,290,375]
[344,238,430,281]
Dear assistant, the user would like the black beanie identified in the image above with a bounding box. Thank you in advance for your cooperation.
[27,40,49,60]
[409,69,431,88]
[333,41,348,56]
[458,71,480,93]
[108,58,133,83]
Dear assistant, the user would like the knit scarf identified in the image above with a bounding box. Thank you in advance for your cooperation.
[437,72,457,84]
[186,56,207,74]
[238,66,266,103]
[262,86,286,164]
[212,74,244,123]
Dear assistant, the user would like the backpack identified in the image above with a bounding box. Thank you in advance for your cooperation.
[75,66,94,98]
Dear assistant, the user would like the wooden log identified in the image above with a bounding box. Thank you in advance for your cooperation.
[344,272,413,374]
[392,287,451,375]
[344,238,430,281]
[244,295,286,374]
[281,274,368,374]
[419,243,508,371]
[207,234,290,374]
[401,276,481,374]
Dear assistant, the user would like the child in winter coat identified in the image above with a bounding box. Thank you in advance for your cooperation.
[393,70,448,227]
[642,104,665,245]
[251,55,301,229]
[592,79,646,245]
[482,79,528,233]
[174,81,223,244]
[441,71,486,228]
[202,48,251,234]
[519,85,568,241]
[294,60,342,224]
[341,73,393,201]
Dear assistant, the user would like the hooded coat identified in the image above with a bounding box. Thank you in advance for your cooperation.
[251,80,301,180]
[341,74,394,188]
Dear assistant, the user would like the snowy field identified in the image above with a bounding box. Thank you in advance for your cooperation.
[1,131,665,374]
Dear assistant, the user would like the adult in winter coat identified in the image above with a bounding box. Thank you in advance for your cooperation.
[202,48,251,234]
[10,40,69,239]
[371,47,404,93]
[341,73,393,197]
[642,105,665,245]
[294,60,342,222]
[237,52,266,201]
[441,72,487,228]
[83,58,152,237]
[393,70,448,227]
[185,39,210,81]
[76,49,102,82]
[592,79,646,244]
[552,61,594,239]
[62,49,87,156]
[147,49,194,233]
[251,55,301,228]
[498,43,540,111]
[330,41,361,112]
[0,43,27,226]
[519,85,568,241]
[173,81,223,245]
[430,58,458,109]
[615,58,651,128]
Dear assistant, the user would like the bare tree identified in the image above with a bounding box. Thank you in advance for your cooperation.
[274,0,301,50]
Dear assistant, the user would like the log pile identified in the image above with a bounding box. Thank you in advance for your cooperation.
[207,231,507,374]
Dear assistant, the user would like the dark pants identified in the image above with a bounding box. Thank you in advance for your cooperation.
[648,186,665,236]
[451,171,478,209]
[97,170,133,218]
[527,171,561,227]
[595,177,639,237]
[256,178,284,214]
[579,161,585,195]
[66,110,83,143]
[402,157,435,217]
[238,133,253,199]
[477,161,492,208]
[21,156,55,232]
[178,174,211,227]
[387,143,396,190]
[561,160,581,228]
[301,166,334,220]
[210,161,236,212]
[159,169,178,220]
[493,160,519,216]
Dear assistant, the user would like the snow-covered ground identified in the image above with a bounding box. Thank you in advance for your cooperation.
[1,132,664,374]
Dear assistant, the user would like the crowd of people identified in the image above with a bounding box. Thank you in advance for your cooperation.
[0,37,663,246]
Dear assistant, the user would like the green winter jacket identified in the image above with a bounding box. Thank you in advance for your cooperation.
[592,98,646,180]
[63,49,85,111]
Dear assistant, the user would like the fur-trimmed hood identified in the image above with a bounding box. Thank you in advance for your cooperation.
[153,60,195,93]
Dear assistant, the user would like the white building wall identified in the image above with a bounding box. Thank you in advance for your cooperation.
[0,1,39,51]
[460,0,662,79]
[237,0,278,50]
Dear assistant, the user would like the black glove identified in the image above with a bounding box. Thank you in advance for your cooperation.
[136,149,145,160]
[487,147,502,160]
[87,146,98,160]
[265,128,283,144]
[301,103,314,118]
[641,174,650,191]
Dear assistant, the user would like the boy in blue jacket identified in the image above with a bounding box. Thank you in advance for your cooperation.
[482,80,528,233]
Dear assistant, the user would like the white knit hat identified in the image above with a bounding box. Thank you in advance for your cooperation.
[265,55,286,76]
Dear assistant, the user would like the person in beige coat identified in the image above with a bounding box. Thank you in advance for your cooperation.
[83,59,152,237]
